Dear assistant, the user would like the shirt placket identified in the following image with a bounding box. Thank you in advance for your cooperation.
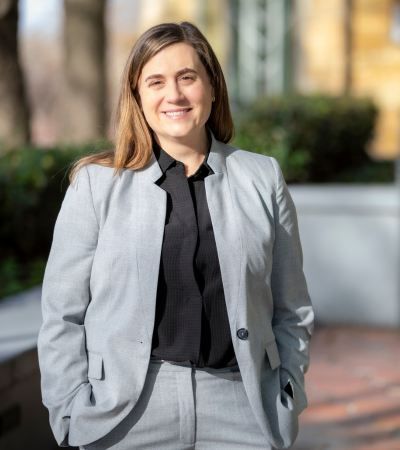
[171,162,203,365]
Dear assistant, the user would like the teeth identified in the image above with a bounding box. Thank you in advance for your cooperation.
[165,109,190,116]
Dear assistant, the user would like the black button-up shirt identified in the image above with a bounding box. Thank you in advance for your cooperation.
[150,139,238,369]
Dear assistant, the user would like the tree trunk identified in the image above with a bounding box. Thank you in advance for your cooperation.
[0,0,30,149]
[344,0,353,96]
[62,0,106,144]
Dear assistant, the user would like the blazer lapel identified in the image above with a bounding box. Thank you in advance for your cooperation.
[136,152,166,341]
[205,132,242,331]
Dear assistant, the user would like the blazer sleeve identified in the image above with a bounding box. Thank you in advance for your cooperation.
[37,165,99,446]
[269,157,314,416]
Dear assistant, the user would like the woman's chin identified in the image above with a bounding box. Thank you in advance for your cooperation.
[157,125,201,141]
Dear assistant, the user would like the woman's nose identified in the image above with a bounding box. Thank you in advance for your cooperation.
[165,81,184,103]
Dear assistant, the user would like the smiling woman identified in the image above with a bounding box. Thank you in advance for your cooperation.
[136,42,216,176]
[37,21,314,450]
[67,22,234,181]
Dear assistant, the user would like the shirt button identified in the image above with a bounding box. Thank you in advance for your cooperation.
[237,328,249,340]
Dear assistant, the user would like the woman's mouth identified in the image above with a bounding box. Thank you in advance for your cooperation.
[162,108,192,118]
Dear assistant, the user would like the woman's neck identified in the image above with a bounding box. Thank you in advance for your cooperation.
[153,127,211,177]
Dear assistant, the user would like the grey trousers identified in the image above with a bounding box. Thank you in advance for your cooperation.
[80,358,274,449]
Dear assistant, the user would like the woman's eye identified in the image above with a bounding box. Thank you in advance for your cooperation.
[150,81,162,86]
[181,76,193,81]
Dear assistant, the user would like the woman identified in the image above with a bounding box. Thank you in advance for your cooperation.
[38,22,314,450]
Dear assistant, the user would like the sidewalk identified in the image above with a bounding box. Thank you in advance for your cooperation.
[293,326,400,450]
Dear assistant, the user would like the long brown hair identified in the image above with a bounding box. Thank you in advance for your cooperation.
[69,21,235,184]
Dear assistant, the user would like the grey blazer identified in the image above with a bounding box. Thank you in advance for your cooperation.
[37,130,314,449]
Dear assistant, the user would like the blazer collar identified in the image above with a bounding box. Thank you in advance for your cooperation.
[143,127,226,183]
[206,127,226,175]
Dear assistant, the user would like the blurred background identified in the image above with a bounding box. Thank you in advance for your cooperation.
[1,0,400,449]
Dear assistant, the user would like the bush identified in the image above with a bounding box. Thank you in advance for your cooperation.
[0,141,110,298]
[0,257,47,298]
[0,97,395,298]
[232,95,394,183]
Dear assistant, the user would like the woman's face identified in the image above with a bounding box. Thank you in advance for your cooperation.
[136,42,215,144]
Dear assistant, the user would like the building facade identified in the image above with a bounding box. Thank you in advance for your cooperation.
[110,0,400,159]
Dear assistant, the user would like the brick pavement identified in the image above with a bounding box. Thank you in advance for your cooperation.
[293,326,400,450]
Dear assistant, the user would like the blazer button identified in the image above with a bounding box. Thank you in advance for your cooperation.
[237,328,249,340]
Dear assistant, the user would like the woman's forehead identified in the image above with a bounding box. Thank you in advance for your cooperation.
[140,43,203,77]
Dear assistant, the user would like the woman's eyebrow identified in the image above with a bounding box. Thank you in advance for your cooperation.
[176,68,198,77]
[144,74,163,83]
[144,68,198,83]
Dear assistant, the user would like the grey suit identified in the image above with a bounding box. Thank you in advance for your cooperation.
[38,130,314,449]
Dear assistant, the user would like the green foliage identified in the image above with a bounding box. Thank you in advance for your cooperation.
[0,257,47,298]
[0,140,110,299]
[0,97,395,299]
[232,95,394,183]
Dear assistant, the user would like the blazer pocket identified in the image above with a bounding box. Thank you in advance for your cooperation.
[87,351,103,380]
[265,339,281,370]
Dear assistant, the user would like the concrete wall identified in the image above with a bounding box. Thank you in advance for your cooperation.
[0,286,63,450]
[0,348,58,450]
[289,184,400,328]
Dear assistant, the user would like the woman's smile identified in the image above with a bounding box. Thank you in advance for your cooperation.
[162,107,192,119]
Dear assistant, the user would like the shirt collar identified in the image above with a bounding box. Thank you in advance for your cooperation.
[152,138,175,173]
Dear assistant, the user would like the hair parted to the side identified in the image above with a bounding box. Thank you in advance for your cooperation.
[68,21,235,185]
